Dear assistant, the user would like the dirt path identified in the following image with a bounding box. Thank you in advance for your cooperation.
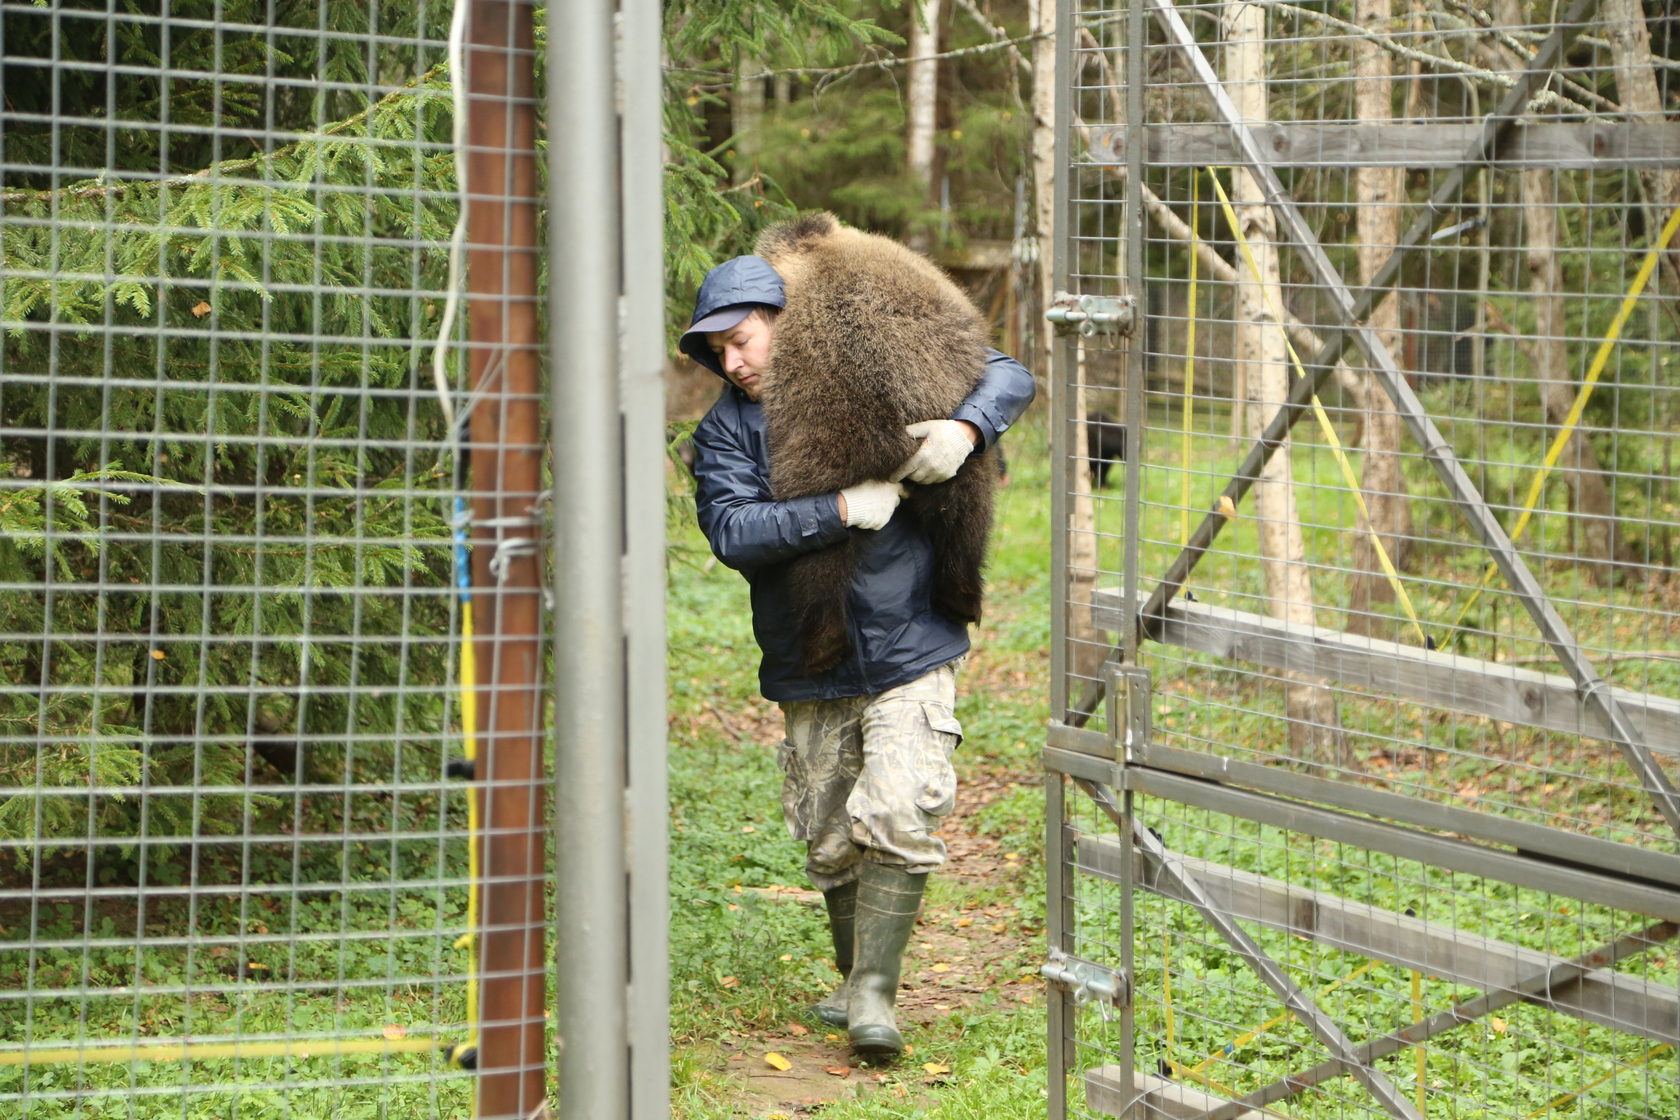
[710,767,1044,1117]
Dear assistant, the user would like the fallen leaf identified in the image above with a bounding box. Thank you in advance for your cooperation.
[151,650,166,660]
[382,1024,407,1040]
[764,1052,792,1071]
[990,922,1007,933]
[931,963,951,973]
[191,300,212,318]
[923,1062,951,1075]
[740,825,756,834]
[823,1065,851,1077]
[719,976,739,988]
[1489,1016,1507,1034]
[955,918,972,928]
[1216,494,1237,519]
[787,1022,809,1037]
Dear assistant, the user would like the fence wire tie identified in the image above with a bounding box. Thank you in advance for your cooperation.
[1577,677,1612,708]
[480,510,547,586]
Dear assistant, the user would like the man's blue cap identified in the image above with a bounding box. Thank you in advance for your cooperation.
[679,255,786,377]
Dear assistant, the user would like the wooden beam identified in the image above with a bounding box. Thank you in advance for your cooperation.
[1075,834,1680,1047]
[1090,122,1680,169]
[1089,593,1680,759]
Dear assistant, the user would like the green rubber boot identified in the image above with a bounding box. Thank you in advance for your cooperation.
[811,880,857,1027]
[846,863,926,1062]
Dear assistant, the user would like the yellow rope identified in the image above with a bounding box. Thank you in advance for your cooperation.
[1181,172,1200,547]
[455,592,482,1066]
[1208,170,1428,647]
[1410,967,1427,1114]
[1443,202,1680,648]
[1523,1043,1673,1117]
[0,1036,442,1066]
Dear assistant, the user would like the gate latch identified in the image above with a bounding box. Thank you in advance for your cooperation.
[1046,293,1136,338]
[1041,949,1129,1008]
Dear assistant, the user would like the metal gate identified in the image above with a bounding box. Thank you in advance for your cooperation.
[1045,2,1680,1117]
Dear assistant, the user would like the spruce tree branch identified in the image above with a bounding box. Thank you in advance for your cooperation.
[672,32,1046,93]
[0,63,450,205]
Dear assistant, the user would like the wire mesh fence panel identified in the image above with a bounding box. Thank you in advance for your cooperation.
[0,3,483,1113]
[1047,1,1680,1117]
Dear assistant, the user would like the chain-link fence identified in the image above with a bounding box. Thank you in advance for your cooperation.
[1046,1,1680,1117]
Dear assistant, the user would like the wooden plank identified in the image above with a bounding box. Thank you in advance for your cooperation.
[1090,122,1680,169]
[1089,592,1680,759]
[1085,1067,1286,1119]
[1075,834,1680,1047]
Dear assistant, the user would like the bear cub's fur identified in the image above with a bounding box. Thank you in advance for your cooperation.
[754,212,996,675]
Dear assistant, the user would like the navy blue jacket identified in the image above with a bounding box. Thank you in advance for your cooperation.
[692,350,1035,702]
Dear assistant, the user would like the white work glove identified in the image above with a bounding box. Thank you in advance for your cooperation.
[840,479,908,530]
[893,419,977,484]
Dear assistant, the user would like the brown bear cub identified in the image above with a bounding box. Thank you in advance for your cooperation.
[754,212,996,675]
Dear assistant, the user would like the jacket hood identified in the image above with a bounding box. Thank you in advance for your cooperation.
[679,255,786,378]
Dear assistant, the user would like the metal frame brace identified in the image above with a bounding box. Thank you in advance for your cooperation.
[1046,292,1136,337]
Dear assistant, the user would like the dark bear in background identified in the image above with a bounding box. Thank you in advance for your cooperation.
[755,212,996,675]
[1087,411,1127,487]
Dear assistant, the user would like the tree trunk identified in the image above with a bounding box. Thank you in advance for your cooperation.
[1030,0,1055,390]
[732,52,765,186]
[1483,0,1621,579]
[1029,0,1104,690]
[1518,165,1621,579]
[1226,0,1341,767]
[1347,0,1412,639]
[907,0,942,251]
[1604,0,1680,293]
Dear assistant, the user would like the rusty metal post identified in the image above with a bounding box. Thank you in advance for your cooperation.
[463,0,548,1114]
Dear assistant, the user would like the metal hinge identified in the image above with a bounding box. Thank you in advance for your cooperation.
[1107,663,1152,758]
[1045,293,1136,337]
[1041,949,1129,1008]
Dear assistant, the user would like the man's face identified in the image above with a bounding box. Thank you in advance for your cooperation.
[705,311,774,402]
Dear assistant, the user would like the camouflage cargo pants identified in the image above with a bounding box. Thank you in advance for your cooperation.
[777,662,963,891]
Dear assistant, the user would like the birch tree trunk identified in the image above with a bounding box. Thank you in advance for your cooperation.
[1604,0,1680,292]
[1030,0,1056,389]
[907,0,942,252]
[1347,0,1412,638]
[1226,0,1341,766]
[1030,0,1103,689]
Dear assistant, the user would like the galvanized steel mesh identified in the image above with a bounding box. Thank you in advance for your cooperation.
[0,2,485,1112]
[1048,1,1680,1117]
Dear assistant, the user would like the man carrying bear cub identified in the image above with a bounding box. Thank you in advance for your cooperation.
[681,252,1034,1061]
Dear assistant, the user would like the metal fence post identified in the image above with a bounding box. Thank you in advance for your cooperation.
[549,1,631,1118]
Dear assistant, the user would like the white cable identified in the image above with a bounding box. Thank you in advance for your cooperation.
[433,0,470,431]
